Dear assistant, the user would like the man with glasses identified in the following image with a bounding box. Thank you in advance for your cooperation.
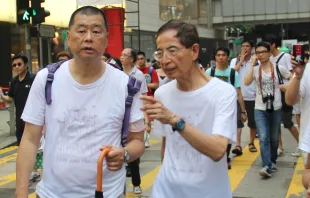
[0,54,35,146]
[141,20,237,198]
[230,40,258,154]
[136,51,159,148]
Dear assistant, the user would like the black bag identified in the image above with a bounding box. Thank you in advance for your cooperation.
[275,53,293,112]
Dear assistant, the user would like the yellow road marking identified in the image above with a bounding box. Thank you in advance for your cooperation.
[0,146,18,155]
[0,153,17,165]
[285,157,305,198]
[0,173,16,186]
[149,139,160,146]
[229,140,261,191]
[29,192,36,198]
[126,166,161,198]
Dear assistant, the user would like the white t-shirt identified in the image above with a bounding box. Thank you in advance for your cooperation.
[253,65,291,111]
[298,63,310,152]
[230,57,256,101]
[21,62,144,198]
[151,78,237,198]
[270,52,292,84]
[129,65,148,94]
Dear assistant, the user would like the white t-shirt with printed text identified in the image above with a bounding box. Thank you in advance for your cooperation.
[151,78,237,198]
[253,65,291,111]
[21,62,144,198]
[230,57,256,101]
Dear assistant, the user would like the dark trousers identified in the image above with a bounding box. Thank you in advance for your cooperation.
[16,118,25,146]
[128,158,141,186]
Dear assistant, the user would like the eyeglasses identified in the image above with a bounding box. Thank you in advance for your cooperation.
[255,50,269,55]
[12,63,23,67]
[155,46,185,59]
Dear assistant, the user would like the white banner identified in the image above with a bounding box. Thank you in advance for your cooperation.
[76,0,122,5]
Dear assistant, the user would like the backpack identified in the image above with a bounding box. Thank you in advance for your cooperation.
[44,61,141,147]
[210,66,235,86]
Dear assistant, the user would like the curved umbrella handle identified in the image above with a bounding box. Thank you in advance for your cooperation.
[96,147,112,193]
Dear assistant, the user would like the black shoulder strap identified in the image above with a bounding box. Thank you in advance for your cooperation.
[210,66,216,77]
[230,68,235,86]
[276,53,285,64]
[275,64,284,85]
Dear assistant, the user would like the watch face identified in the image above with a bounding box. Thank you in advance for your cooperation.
[176,119,186,131]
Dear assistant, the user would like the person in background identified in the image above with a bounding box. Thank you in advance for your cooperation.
[101,52,111,62]
[56,51,71,61]
[120,48,148,194]
[244,41,291,178]
[136,51,159,148]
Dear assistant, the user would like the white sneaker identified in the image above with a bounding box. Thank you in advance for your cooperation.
[259,166,272,178]
[133,186,142,194]
[291,147,301,157]
[271,163,277,172]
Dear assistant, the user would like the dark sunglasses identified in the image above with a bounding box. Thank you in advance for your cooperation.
[12,63,23,67]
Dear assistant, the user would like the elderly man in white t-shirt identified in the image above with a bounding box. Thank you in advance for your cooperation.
[15,6,145,198]
[286,60,310,196]
[141,20,237,198]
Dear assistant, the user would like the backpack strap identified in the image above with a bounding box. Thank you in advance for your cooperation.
[45,60,66,105]
[230,68,235,86]
[210,66,216,77]
[275,63,284,85]
[276,53,285,64]
[121,76,142,147]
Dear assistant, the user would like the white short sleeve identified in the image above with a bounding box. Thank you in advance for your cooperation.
[212,86,237,143]
[300,63,309,97]
[283,54,293,71]
[21,69,48,126]
[230,58,237,69]
[129,87,144,123]
[278,65,291,80]
[300,123,310,153]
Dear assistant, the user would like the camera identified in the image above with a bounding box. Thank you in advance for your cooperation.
[263,93,274,112]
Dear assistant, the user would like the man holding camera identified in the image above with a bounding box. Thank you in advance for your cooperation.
[244,42,291,178]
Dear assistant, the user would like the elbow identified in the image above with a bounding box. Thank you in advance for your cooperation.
[210,148,226,162]
[285,92,297,106]
[244,78,251,86]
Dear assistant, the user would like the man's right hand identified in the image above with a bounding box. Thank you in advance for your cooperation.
[291,56,306,79]
[240,50,247,62]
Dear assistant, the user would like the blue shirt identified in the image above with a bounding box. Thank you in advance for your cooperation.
[206,67,240,88]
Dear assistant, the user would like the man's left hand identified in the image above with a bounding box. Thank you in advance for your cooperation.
[140,95,175,125]
[105,147,125,171]
[241,113,248,123]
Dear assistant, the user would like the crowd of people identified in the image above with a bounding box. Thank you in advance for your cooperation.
[0,5,309,198]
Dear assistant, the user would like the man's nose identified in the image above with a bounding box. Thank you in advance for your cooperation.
[85,31,93,41]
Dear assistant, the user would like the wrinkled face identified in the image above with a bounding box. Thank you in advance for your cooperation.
[12,58,27,75]
[215,50,229,65]
[241,42,252,55]
[255,46,271,63]
[136,54,145,67]
[67,13,108,61]
[120,48,133,66]
[156,29,199,80]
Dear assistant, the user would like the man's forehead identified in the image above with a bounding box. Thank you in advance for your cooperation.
[13,58,23,63]
[73,14,105,27]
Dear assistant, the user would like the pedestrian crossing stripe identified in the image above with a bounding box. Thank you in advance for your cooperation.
[285,157,305,198]
[0,146,18,155]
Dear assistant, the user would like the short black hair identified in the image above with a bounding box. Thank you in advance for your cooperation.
[12,54,28,64]
[136,51,145,58]
[68,6,108,32]
[215,47,230,56]
[103,52,111,59]
[264,35,280,47]
[156,20,199,48]
[241,40,254,47]
[255,41,271,52]
[302,53,309,60]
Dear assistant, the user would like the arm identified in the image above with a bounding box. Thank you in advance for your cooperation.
[1,95,12,103]
[234,59,244,72]
[285,75,302,105]
[148,82,159,90]
[237,88,247,120]
[161,137,166,163]
[125,127,145,162]
[16,123,43,198]
[148,69,159,90]
[244,64,255,86]
[233,51,246,72]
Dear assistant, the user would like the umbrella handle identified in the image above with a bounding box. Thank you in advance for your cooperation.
[96,147,112,192]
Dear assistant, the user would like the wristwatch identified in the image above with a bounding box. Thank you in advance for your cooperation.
[124,149,130,163]
[172,118,186,132]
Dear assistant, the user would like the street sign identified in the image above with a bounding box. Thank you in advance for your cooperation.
[38,24,55,38]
